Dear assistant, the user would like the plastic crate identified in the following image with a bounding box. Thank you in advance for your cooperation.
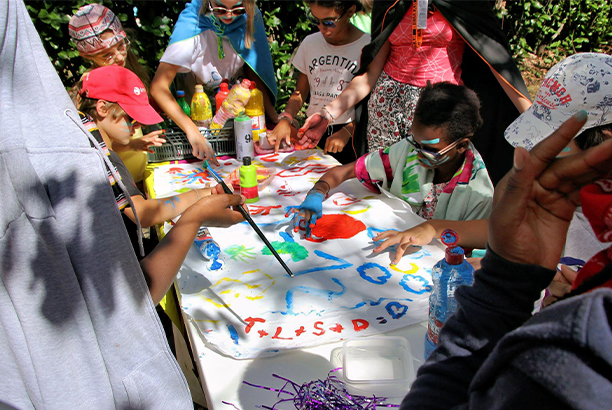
[147,120,236,163]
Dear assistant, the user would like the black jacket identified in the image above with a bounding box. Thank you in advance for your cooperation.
[402,248,612,409]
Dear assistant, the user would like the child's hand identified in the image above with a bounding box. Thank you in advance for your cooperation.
[267,120,293,152]
[373,223,437,264]
[186,128,219,166]
[191,193,245,227]
[542,264,579,307]
[129,129,166,153]
[298,112,328,148]
[285,190,325,238]
[323,128,351,154]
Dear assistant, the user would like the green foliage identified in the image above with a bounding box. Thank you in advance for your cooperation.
[24,0,612,111]
[497,0,612,64]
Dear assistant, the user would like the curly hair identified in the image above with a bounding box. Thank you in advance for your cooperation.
[413,82,483,143]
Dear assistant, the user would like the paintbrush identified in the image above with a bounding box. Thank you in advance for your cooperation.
[203,160,295,278]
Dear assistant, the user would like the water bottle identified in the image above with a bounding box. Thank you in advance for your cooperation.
[424,229,475,359]
[234,111,254,161]
[193,226,225,270]
[239,156,259,203]
[245,81,266,144]
[210,79,251,129]
[190,84,212,128]
[176,90,191,117]
[215,80,230,114]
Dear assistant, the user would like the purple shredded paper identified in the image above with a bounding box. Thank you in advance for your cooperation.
[223,368,401,409]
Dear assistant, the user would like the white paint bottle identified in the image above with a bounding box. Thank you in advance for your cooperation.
[234,111,254,161]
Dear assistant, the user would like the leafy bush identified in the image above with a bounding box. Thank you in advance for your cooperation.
[25,0,612,111]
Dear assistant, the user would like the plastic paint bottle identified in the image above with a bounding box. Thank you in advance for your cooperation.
[245,81,266,144]
[234,111,254,161]
[210,79,251,129]
[190,84,212,128]
[424,229,474,359]
[176,90,191,117]
[193,226,225,270]
[215,80,230,114]
[239,156,259,203]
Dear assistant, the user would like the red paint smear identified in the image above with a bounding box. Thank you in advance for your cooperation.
[307,214,366,243]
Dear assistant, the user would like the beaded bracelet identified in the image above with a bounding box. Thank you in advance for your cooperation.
[320,107,336,123]
[314,179,331,194]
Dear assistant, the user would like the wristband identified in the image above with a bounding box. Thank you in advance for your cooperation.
[321,107,336,123]
[314,179,331,194]
[192,188,201,200]
[278,112,294,123]
[342,127,352,139]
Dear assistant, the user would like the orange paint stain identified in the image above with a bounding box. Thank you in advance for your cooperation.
[307,214,366,243]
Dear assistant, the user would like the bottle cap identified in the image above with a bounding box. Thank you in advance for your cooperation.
[195,84,204,93]
[440,229,458,246]
[240,79,252,88]
[176,90,185,97]
[242,156,252,166]
[234,111,250,121]
[445,245,465,265]
[249,81,257,90]
[219,82,229,92]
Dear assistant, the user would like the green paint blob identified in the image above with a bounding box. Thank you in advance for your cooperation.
[262,241,309,262]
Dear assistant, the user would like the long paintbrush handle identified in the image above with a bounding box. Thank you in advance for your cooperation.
[205,163,295,277]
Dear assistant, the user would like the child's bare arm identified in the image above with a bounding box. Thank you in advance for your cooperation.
[123,188,213,228]
[140,193,245,305]
[374,219,489,264]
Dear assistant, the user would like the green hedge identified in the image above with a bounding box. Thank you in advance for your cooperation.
[25,0,612,112]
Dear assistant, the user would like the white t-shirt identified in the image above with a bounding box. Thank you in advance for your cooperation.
[292,31,371,126]
[161,30,244,94]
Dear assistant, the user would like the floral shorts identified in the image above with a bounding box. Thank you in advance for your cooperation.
[367,71,423,152]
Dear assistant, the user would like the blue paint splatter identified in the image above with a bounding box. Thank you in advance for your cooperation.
[357,262,392,284]
[399,274,432,294]
[285,277,346,315]
[292,250,352,276]
[386,301,408,319]
[228,325,239,345]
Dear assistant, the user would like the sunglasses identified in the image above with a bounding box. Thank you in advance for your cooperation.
[99,38,130,66]
[405,133,463,166]
[209,2,247,17]
[307,9,347,28]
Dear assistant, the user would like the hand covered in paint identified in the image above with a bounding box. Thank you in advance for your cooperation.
[286,190,325,238]
[298,112,328,149]
[373,222,437,264]
[128,129,166,153]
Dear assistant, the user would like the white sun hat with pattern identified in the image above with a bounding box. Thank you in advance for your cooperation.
[505,53,612,150]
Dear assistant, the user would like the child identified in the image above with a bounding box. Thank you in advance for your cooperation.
[79,65,223,256]
[266,0,370,164]
[69,3,165,184]
[151,0,278,164]
[289,82,493,253]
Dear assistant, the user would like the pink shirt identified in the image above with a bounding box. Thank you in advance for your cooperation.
[384,5,465,87]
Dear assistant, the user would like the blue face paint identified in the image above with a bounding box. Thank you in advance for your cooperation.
[421,138,440,145]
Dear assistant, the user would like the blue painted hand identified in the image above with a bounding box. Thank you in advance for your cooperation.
[285,190,325,238]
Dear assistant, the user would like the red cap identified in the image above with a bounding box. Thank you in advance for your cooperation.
[445,246,465,265]
[80,66,163,125]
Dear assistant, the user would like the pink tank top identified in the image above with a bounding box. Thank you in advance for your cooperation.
[384,4,465,87]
